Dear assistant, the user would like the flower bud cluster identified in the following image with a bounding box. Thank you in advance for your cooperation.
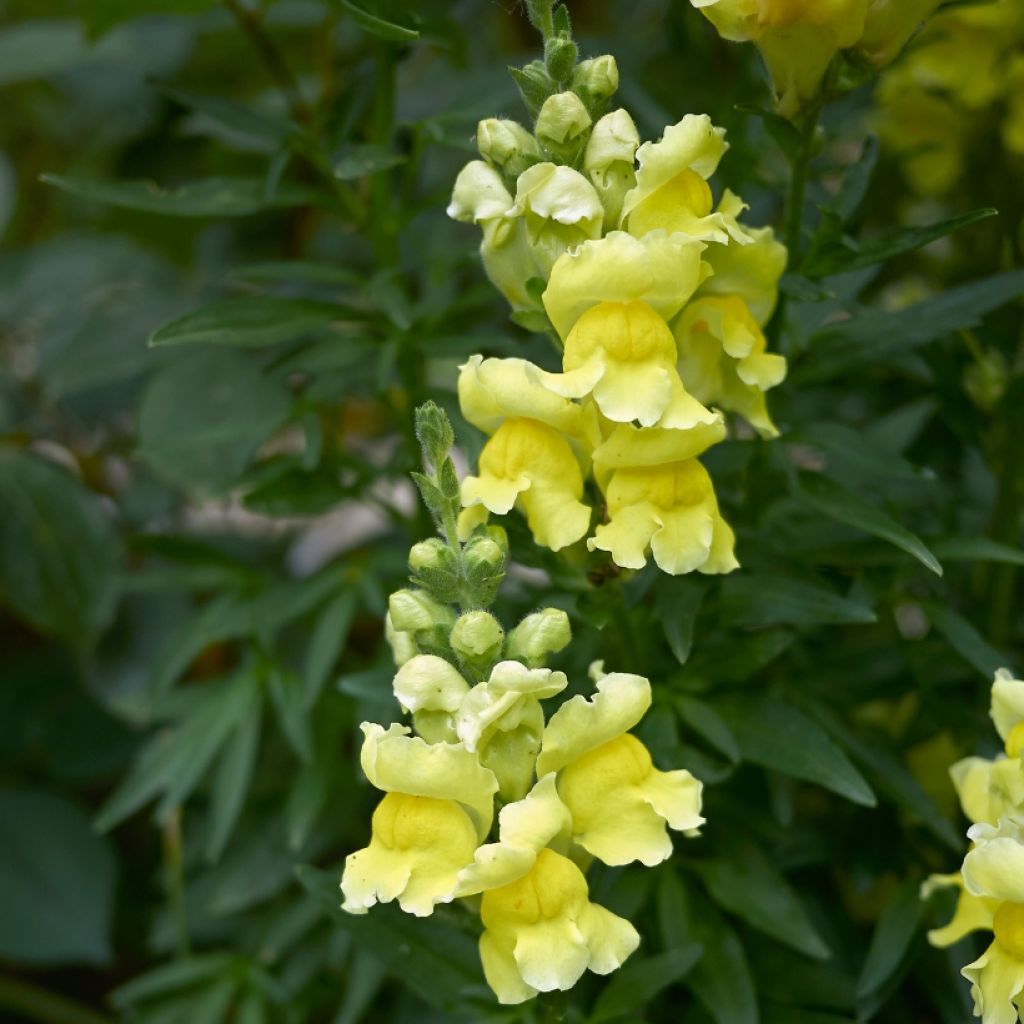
[923,669,1024,1022]
[450,80,788,575]
[691,0,944,117]
[344,576,705,1004]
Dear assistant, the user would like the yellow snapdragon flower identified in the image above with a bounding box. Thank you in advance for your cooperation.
[479,847,640,1004]
[460,418,592,552]
[949,670,1024,826]
[929,816,1024,1023]
[538,669,705,865]
[392,653,470,743]
[590,460,738,575]
[692,0,870,116]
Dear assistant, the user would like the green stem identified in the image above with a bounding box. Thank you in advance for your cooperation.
[0,975,114,1024]
[163,808,191,958]
[783,105,821,264]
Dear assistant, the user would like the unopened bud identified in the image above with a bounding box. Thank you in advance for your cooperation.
[450,610,504,667]
[388,589,453,634]
[535,91,592,156]
[584,108,639,225]
[544,34,579,85]
[409,538,457,575]
[571,55,619,112]
[464,535,504,574]
[393,654,469,714]
[477,118,542,180]
[385,611,418,666]
[506,608,572,666]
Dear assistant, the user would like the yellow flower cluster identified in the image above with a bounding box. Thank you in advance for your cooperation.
[925,669,1024,1022]
[875,0,1024,196]
[449,84,788,575]
[691,0,942,116]
[342,599,704,1004]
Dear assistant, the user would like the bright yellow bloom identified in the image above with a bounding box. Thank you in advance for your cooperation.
[510,163,604,276]
[536,670,703,866]
[620,114,750,244]
[479,847,640,1004]
[460,418,591,552]
[992,669,1024,747]
[359,722,498,837]
[674,295,788,437]
[392,654,469,744]
[447,160,539,311]
[456,772,572,897]
[589,460,738,575]
[341,793,478,916]
[543,229,707,342]
[544,300,717,430]
[692,0,870,116]
[457,661,568,802]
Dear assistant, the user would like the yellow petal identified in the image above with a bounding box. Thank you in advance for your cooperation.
[448,160,514,223]
[697,223,788,326]
[392,654,469,715]
[341,793,478,916]
[543,230,707,341]
[963,818,1024,903]
[537,672,652,776]
[962,940,1024,1024]
[480,930,536,1004]
[558,734,704,866]
[359,722,498,838]
[992,668,1024,743]
[921,873,999,947]
[592,415,727,485]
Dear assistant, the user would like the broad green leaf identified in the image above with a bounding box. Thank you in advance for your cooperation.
[339,1,419,41]
[0,20,87,86]
[856,880,923,1000]
[158,86,299,144]
[674,695,740,763]
[0,790,116,965]
[924,603,1012,678]
[111,954,237,1008]
[138,349,291,494]
[149,298,356,348]
[333,144,407,180]
[798,270,1024,383]
[795,473,942,576]
[736,104,802,159]
[785,423,932,482]
[296,866,486,1009]
[720,575,877,627]
[716,695,876,806]
[0,449,119,645]
[930,536,1024,567]
[589,946,703,1023]
[804,209,997,278]
[658,872,758,1024]
[693,842,831,960]
[206,693,263,862]
[303,590,357,706]
[657,577,705,664]
[41,174,324,217]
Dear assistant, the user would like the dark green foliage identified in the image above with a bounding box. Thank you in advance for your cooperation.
[1,2,1022,1024]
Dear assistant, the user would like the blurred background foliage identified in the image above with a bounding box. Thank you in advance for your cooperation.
[0,1,1022,1022]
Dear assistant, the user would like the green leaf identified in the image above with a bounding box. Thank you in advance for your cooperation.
[795,473,942,576]
[674,695,740,763]
[798,270,1024,383]
[82,0,215,34]
[657,577,705,664]
[303,590,357,707]
[0,20,88,86]
[268,668,313,764]
[831,135,879,223]
[804,209,997,278]
[206,692,263,863]
[785,422,932,482]
[693,842,831,960]
[41,174,324,217]
[658,872,758,1024]
[0,449,119,645]
[856,880,923,1000]
[158,86,299,144]
[138,349,291,495]
[924,603,1012,678]
[0,790,116,965]
[229,261,362,287]
[930,536,1024,567]
[296,866,485,1009]
[333,144,407,180]
[589,946,703,1023]
[716,694,876,806]
[736,104,802,159]
[150,298,355,348]
[720,575,877,627]
[111,954,237,1009]
[339,1,419,41]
